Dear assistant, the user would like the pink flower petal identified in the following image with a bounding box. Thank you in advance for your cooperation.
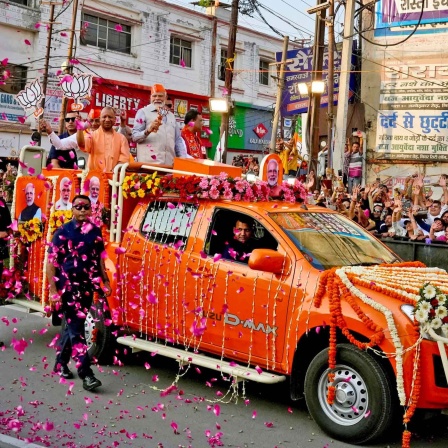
[255,365,262,375]
[115,24,123,32]
[24,39,31,46]
[170,420,178,433]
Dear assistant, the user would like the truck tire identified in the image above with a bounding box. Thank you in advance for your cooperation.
[84,303,114,365]
[304,344,396,444]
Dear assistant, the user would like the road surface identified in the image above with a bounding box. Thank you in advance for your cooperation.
[1,305,447,448]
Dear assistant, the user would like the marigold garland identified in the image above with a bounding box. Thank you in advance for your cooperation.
[17,218,44,245]
[315,263,447,448]
[402,429,412,448]
[48,210,73,234]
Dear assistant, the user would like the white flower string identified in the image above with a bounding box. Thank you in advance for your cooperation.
[336,266,407,404]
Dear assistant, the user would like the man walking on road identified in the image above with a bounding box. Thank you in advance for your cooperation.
[47,195,111,391]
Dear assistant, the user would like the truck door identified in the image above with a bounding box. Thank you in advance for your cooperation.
[183,207,295,371]
[120,200,200,340]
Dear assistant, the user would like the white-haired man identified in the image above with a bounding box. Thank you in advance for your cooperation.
[55,177,72,210]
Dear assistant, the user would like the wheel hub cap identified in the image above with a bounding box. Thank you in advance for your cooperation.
[318,364,369,426]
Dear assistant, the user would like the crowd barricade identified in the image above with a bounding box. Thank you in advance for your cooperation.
[382,238,448,270]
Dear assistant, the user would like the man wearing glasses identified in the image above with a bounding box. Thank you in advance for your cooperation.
[132,84,191,165]
[47,195,111,391]
[41,111,80,169]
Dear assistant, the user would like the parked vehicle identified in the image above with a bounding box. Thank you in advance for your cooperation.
[10,148,448,445]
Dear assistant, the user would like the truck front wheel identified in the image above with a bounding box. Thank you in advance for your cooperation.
[304,344,397,445]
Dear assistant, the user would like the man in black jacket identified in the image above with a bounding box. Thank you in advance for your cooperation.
[47,195,111,391]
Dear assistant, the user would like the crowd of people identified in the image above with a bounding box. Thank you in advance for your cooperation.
[232,155,261,176]
[306,168,448,244]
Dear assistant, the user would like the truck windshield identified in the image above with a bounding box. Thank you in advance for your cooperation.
[270,212,398,270]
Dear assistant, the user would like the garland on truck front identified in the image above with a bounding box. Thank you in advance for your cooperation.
[315,262,448,448]
[121,172,307,203]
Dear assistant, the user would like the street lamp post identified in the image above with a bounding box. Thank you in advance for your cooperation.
[298,80,325,175]
[209,98,231,163]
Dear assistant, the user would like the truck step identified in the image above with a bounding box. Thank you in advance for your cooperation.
[116,336,286,384]
[10,298,45,314]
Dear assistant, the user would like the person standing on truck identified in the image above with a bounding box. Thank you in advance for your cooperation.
[77,107,130,172]
[181,109,207,159]
[40,111,80,169]
[47,194,111,391]
[131,83,191,165]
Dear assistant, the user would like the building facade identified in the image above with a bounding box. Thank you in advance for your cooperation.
[0,0,298,165]
[361,0,448,188]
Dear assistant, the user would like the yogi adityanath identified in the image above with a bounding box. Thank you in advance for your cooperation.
[77,107,130,172]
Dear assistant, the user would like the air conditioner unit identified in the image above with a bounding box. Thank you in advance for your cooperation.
[218,65,225,81]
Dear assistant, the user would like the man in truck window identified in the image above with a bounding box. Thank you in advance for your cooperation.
[222,215,259,263]
[47,195,111,391]
[131,83,191,165]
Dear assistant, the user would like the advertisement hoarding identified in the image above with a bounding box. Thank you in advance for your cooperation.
[275,46,355,117]
[374,57,448,161]
[375,0,448,37]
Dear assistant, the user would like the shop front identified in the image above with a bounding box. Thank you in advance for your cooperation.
[209,102,273,164]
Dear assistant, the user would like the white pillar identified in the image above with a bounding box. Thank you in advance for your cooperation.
[333,0,355,175]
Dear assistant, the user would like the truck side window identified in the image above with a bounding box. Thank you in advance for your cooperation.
[205,208,278,257]
[140,200,198,245]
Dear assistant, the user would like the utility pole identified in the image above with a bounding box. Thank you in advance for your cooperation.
[308,2,326,176]
[333,0,355,176]
[220,0,239,164]
[270,35,289,153]
[58,0,79,134]
[326,0,335,169]
[210,15,218,98]
[33,2,57,144]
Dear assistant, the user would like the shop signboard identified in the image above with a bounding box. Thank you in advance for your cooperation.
[374,57,448,161]
[375,0,448,37]
[275,46,355,117]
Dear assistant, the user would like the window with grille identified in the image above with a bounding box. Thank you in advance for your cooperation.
[9,0,30,6]
[1,64,27,94]
[170,37,192,67]
[259,60,270,86]
[141,201,198,245]
[81,13,131,54]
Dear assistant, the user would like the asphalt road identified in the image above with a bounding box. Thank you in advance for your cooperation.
[1,305,448,448]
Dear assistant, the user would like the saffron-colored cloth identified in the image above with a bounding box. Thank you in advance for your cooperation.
[181,127,206,159]
[82,127,130,172]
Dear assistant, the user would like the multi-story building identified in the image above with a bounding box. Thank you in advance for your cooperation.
[0,0,300,166]
[361,1,448,186]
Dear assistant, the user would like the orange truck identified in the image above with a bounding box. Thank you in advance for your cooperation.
[8,146,448,446]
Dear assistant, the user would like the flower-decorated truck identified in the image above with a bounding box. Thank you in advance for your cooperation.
[7,146,448,447]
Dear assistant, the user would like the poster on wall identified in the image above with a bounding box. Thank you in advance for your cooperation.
[375,0,448,37]
[374,57,448,161]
